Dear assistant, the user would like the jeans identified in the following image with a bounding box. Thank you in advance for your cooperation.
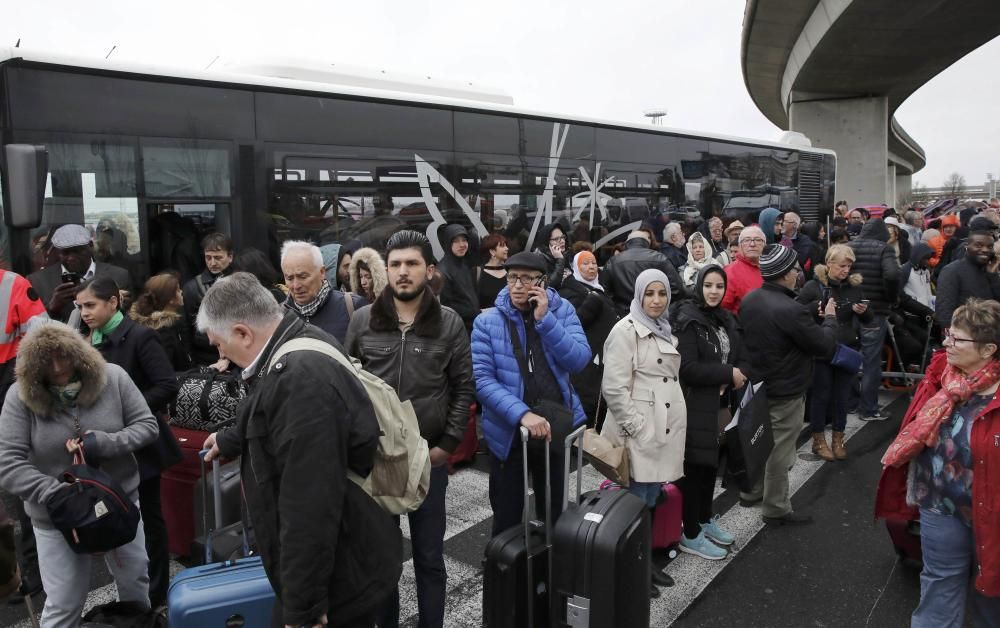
[739,396,806,519]
[379,465,449,628]
[627,481,662,509]
[489,436,565,537]
[859,316,887,416]
[912,508,1000,628]
[35,506,149,627]
[808,360,853,433]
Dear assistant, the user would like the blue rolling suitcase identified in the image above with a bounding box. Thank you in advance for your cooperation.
[168,454,275,627]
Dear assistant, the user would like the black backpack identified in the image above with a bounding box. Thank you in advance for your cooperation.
[46,451,140,554]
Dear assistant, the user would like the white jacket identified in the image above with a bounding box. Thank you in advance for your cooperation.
[600,315,687,483]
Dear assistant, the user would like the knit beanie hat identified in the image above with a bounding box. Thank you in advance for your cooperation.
[759,244,798,279]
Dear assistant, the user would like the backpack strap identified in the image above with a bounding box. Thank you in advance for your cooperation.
[343,292,356,319]
[267,337,357,376]
[195,274,208,298]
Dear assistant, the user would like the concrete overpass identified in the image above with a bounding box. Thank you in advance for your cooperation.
[742,0,1000,207]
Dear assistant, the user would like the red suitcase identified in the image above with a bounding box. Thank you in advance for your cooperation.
[161,426,210,556]
[600,480,683,549]
[886,518,922,565]
[448,404,479,473]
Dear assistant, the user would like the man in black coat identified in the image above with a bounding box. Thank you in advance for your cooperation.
[27,224,131,323]
[847,218,900,421]
[182,232,235,365]
[935,221,1000,329]
[201,273,401,628]
[739,245,837,526]
[346,230,475,628]
[602,230,686,316]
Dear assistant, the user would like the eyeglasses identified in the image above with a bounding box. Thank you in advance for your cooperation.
[742,238,765,245]
[549,236,566,243]
[506,273,544,287]
[943,332,980,346]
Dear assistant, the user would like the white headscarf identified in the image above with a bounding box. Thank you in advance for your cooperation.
[571,252,603,291]
[630,269,673,344]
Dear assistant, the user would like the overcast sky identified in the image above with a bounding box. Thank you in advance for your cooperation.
[2,0,997,190]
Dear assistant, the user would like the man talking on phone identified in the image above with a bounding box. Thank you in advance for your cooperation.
[27,224,131,322]
[472,251,591,536]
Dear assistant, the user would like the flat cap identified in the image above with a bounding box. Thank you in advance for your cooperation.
[50,224,91,249]
[504,251,548,273]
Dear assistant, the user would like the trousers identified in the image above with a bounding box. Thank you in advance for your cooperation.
[739,396,806,519]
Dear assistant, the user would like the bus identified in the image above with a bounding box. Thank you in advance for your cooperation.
[0,48,836,287]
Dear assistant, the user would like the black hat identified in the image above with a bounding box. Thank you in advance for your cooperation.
[759,244,798,279]
[504,251,548,273]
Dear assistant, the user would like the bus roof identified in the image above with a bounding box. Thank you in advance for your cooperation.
[0,47,835,156]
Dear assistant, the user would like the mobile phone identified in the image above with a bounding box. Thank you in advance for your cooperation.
[861,299,870,306]
[61,272,81,286]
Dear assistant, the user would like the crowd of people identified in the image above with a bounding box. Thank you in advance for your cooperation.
[0,195,998,626]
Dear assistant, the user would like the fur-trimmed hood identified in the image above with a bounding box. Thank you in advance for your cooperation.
[349,247,388,300]
[14,322,107,415]
[813,264,863,287]
[127,306,183,331]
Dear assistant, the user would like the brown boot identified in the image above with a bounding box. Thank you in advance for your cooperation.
[811,433,834,461]
[831,431,848,460]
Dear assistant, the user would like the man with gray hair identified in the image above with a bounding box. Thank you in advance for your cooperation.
[199,272,401,628]
[280,240,365,344]
[721,225,766,312]
[602,229,686,316]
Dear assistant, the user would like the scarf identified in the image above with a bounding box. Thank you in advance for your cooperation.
[630,268,673,343]
[691,264,731,328]
[285,279,332,320]
[685,233,713,273]
[882,359,1000,468]
[48,379,83,408]
[571,251,603,291]
[91,310,124,346]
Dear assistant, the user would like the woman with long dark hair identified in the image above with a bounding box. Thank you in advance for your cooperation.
[74,276,179,608]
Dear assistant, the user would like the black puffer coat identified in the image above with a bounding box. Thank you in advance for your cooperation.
[673,266,750,468]
[559,275,618,421]
[796,265,873,349]
[847,219,900,314]
[602,237,686,316]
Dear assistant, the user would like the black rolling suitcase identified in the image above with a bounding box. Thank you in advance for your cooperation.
[483,426,553,628]
[550,426,651,628]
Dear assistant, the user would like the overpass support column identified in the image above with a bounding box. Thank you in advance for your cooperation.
[897,174,912,208]
[789,96,890,207]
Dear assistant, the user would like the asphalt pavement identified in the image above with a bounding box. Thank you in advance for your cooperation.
[2,392,932,627]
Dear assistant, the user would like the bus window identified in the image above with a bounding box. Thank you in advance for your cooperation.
[141,139,233,198]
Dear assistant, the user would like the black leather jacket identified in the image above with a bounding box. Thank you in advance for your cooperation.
[601,238,686,315]
[345,286,476,452]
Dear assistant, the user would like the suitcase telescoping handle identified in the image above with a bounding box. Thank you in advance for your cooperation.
[199,449,250,564]
[562,425,586,511]
[519,426,551,628]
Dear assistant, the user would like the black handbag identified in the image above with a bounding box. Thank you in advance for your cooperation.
[723,383,774,492]
[169,367,246,432]
[507,319,575,444]
[46,449,140,554]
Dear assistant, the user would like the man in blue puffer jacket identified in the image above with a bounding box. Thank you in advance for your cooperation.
[472,251,591,536]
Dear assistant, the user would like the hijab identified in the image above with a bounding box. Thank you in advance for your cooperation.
[630,269,673,343]
[685,232,713,272]
[571,251,603,291]
[692,264,731,328]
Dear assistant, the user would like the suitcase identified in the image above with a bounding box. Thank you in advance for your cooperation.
[551,427,651,628]
[448,404,479,473]
[886,518,922,565]
[167,453,274,628]
[600,480,683,549]
[191,459,243,560]
[482,426,552,628]
[160,426,208,556]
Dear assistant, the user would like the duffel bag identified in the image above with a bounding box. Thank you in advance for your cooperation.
[170,367,245,432]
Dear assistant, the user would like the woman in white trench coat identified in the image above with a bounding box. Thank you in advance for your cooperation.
[600,268,687,595]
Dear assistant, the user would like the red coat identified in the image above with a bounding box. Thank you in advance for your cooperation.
[875,350,1000,597]
[721,255,762,313]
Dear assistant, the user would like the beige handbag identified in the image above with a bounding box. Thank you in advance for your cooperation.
[583,427,630,487]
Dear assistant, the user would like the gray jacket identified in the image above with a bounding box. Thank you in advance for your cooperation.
[0,323,157,529]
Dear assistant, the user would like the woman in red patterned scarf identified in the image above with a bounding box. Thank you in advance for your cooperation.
[876,298,1000,626]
